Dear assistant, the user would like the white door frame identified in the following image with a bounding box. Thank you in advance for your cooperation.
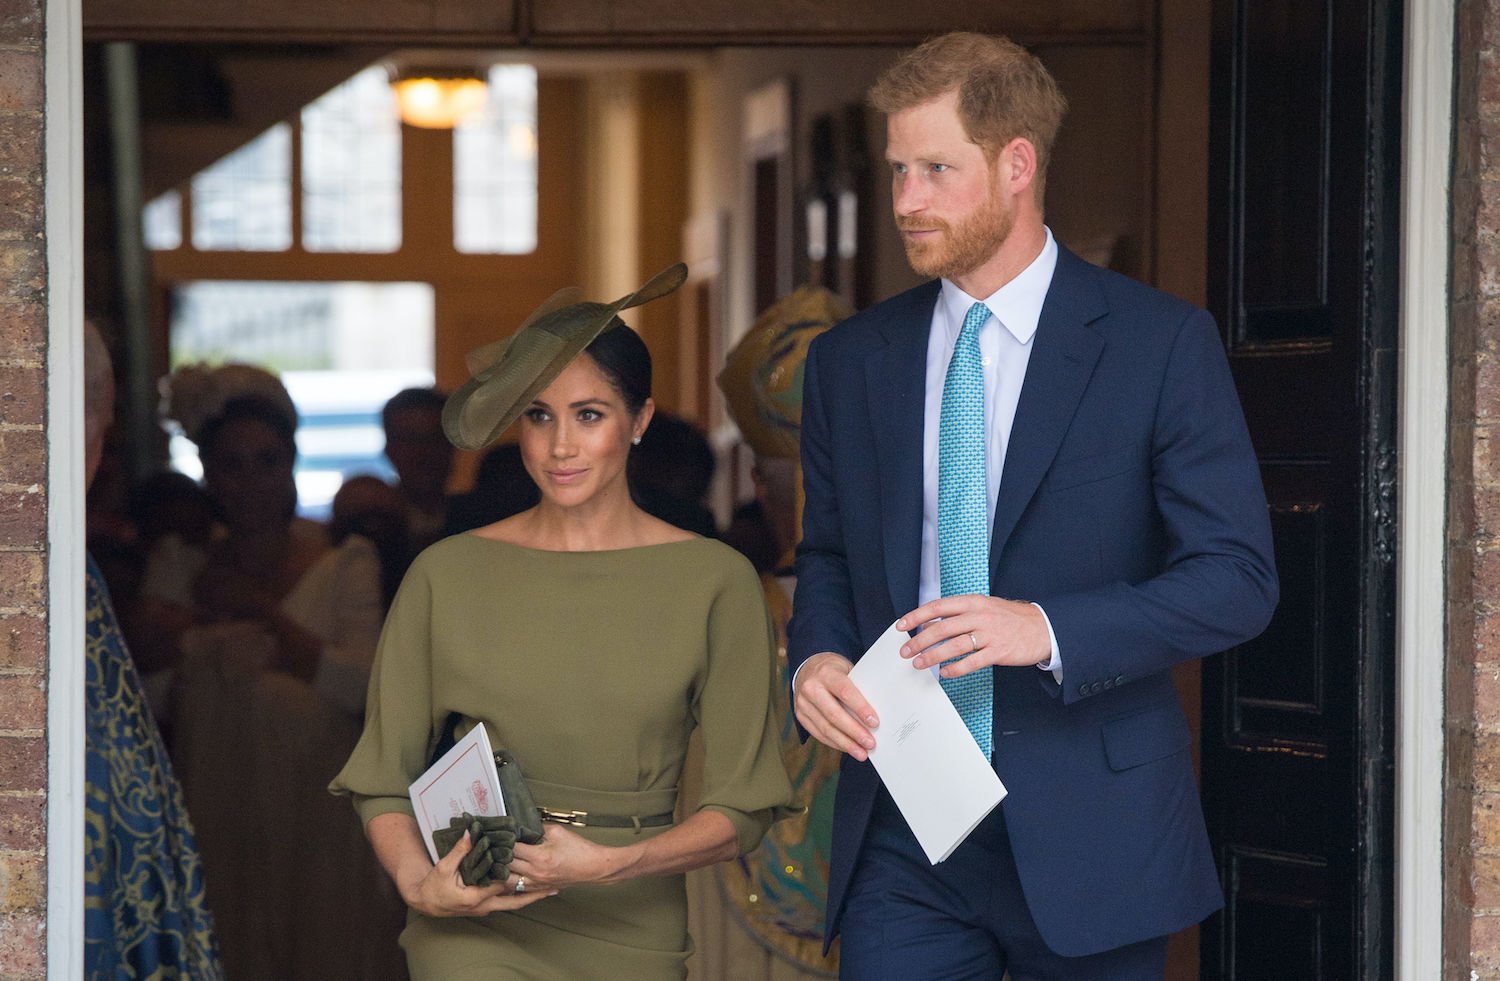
[1396,0,1453,976]
[44,0,86,977]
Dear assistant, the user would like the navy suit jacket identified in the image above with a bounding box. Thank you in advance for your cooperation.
[787,246,1278,958]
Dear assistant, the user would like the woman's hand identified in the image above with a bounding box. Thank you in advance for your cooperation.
[400,830,556,918]
[506,823,636,891]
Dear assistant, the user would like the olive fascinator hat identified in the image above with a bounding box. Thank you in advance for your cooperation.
[442,262,688,451]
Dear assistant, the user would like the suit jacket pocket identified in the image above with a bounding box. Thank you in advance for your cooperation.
[1101,703,1191,772]
[1046,448,1141,491]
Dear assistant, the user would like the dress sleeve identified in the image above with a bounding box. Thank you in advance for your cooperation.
[691,554,800,854]
[328,553,436,826]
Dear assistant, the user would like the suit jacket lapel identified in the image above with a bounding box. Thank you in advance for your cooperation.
[867,281,938,619]
[990,249,1107,567]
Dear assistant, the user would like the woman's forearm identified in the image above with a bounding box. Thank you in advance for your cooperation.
[594,809,737,884]
[366,812,436,903]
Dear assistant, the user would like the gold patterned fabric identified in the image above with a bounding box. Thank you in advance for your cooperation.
[718,286,853,461]
[686,563,841,979]
[84,555,223,979]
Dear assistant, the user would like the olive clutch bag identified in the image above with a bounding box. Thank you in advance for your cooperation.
[427,715,545,887]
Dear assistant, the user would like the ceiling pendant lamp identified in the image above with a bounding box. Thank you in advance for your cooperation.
[389,67,489,129]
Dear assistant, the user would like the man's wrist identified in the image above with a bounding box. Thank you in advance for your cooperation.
[1030,602,1062,679]
[792,651,850,699]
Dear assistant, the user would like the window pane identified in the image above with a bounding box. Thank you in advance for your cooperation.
[453,65,538,254]
[168,280,436,518]
[302,66,402,253]
[190,124,292,251]
[143,190,182,250]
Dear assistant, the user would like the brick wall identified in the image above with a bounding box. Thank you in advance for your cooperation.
[1451,1,1500,977]
[0,0,48,977]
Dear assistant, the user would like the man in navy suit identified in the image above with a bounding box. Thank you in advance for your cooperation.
[787,32,1278,979]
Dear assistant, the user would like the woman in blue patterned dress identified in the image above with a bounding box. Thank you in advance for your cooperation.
[83,320,222,978]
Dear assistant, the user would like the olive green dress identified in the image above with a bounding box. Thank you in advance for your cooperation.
[330,535,797,981]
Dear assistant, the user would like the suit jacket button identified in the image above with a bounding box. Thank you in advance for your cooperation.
[1090,682,1102,694]
[1078,683,1090,697]
[1102,678,1115,690]
[1115,675,1126,686]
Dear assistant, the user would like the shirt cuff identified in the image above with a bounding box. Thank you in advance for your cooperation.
[1032,602,1063,683]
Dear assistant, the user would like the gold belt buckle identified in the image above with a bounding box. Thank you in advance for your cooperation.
[539,807,588,827]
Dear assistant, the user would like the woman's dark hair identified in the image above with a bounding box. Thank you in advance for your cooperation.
[196,395,298,458]
[583,319,652,415]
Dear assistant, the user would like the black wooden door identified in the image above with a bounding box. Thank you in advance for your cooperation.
[1200,0,1401,978]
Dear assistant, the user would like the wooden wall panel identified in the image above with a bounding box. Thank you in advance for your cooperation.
[526,0,1146,43]
[84,0,518,43]
[86,0,1143,45]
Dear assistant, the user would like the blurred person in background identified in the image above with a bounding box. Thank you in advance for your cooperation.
[143,362,408,981]
[382,386,456,556]
[130,470,216,555]
[329,474,413,611]
[104,471,215,673]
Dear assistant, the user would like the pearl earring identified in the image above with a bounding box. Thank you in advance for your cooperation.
[632,436,642,445]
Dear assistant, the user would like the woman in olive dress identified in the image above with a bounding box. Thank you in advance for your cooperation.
[331,265,797,980]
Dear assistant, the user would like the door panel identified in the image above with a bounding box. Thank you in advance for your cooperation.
[1202,0,1400,977]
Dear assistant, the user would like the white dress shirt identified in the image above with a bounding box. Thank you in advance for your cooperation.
[919,227,1062,678]
[792,229,1065,694]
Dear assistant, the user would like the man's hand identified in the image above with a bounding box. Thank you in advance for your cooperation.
[793,652,879,761]
[897,596,1051,676]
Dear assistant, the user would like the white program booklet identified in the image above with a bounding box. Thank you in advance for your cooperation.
[849,620,1007,863]
[408,722,507,863]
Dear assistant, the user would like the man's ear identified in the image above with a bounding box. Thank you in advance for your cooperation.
[998,137,1039,198]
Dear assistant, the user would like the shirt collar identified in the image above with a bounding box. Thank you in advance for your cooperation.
[938,226,1059,345]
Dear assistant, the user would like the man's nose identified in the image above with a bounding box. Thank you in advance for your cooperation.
[893,175,925,216]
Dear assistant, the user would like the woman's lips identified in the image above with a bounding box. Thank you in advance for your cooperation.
[546,468,587,483]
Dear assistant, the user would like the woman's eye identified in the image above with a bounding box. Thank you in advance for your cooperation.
[579,409,602,422]
[523,408,549,423]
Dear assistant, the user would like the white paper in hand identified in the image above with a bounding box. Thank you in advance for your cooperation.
[849,621,1006,863]
[408,722,507,863]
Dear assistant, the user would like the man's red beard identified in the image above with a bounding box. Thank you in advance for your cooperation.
[898,188,1014,283]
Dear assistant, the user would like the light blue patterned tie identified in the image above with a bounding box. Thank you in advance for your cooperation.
[937,300,993,758]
